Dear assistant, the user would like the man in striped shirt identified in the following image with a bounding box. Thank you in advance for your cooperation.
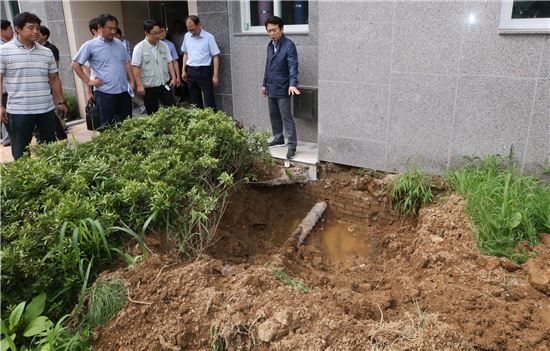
[0,12,67,160]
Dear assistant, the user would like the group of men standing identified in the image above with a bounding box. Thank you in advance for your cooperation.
[0,11,301,161]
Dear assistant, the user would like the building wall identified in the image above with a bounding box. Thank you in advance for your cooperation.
[197,0,233,115]
[225,0,319,142]
[18,1,76,98]
[318,1,549,173]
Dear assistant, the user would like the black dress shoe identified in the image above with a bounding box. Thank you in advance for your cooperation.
[268,138,285,147]
[286,148,296,159]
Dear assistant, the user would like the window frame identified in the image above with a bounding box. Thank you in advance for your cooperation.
[240,0,309,34]
[499,0,550,32]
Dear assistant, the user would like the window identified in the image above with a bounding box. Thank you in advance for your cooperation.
[0,0,20,22]
[499,0,550,32]
[241,0,308,33]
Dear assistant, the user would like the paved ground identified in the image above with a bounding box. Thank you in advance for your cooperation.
[0,120,95,163]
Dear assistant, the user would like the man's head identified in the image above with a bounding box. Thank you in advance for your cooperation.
[1,19,14,42]
[97,14,118,42]
[37,25,49,45]
[265,16,284,43]
[185,15,201,37]
[143,19,161,44]
[13,12,41,44]
[158,22,167,40]
[88,17,99,37]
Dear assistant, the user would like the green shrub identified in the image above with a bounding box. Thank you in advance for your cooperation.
[1,107,270,319]
[388,168,443,216]
[447,155,550,263]
[63,93,80,121]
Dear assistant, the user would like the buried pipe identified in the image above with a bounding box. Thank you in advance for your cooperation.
[294,201,328,251]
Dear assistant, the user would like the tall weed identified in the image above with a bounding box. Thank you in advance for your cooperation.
[447,155,549,262]
[389,167,442,216]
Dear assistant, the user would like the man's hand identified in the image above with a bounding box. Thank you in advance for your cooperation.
[261,87,267,97]
[136,84,145,97]
[57,103,69,117]
[175,76,181,88]
[0,106,7,124]
[181,71,187,82]
[212,75,219,89]
[289,86,300,95]
[169,78,177,87]
[88,78,103,87]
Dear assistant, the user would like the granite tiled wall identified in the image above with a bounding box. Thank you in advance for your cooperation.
[18,1,76,97]
[197,0,233,116]
[318,0,549,173]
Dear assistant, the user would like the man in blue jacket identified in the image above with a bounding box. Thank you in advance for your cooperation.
[261,16,300,160]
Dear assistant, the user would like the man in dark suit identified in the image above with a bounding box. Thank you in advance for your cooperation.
[261,16,300,160]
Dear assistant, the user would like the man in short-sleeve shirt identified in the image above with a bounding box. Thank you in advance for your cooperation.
[71,13,134,128]
[0,12,68,160]
[131,20,176,115]
[181,15,220,110]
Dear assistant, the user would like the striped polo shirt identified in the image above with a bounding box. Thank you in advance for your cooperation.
[0,38,57,114]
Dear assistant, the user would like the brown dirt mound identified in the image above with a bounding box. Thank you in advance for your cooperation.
[92,168,550,351]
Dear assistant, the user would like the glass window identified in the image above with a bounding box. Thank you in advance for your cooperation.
[0,0,20,22]
[242,0,308,33]
[499,0,550,32]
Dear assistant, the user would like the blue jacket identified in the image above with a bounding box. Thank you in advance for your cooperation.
[262,35,299,98]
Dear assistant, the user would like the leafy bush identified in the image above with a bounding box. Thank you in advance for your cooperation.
[447,155,550,262]
[1,107,270,319]
[388,168,443,216]
[0,293,89,351]
[63,93,80,121]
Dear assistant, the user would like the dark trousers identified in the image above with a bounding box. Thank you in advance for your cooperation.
[8,110,56,160]
[94,91,132,128]
[143,85,177,115]
[34,112,67,142]
[268,96,297,149]
[186,65,216,111]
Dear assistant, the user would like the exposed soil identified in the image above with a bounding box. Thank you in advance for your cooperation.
[92,167,550,351]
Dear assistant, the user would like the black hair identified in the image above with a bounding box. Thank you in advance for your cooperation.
[39,25,50,39]
[143,19,159,33]
[97,14,118,27]
[88,17,99,34]
[116,27,122,35]
[265,15,284,29]
[185,15,200,25]
[158,21,166,29]
[13,12,41,30]
[1,19,11,30]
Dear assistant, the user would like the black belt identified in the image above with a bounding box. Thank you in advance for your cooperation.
[187,66,210,70]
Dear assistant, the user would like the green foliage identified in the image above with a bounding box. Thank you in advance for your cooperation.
[85,280,127,328]
[0,294,89,351]
[211,326,226,351]
[63,93,80,122]
[389,168,442,216]
[447,155,549,263]
[272,269,311,294]
[1,107,270,320]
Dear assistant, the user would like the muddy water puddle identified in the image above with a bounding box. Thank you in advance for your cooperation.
[319,220,371,266]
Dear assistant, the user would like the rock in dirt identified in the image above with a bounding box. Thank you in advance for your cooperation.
[525,259,550,295]
[257,319,286,343]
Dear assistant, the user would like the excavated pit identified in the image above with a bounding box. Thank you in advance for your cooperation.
[92,166,550,351]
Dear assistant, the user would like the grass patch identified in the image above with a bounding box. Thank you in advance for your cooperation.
[447,155,550,263]
[86,280,127,328]
[272,269,311,293]
[388,167,443,216]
